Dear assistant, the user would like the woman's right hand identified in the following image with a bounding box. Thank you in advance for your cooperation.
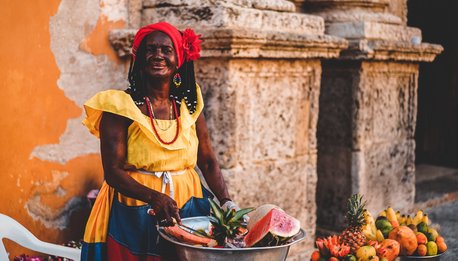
[148,192,182,227]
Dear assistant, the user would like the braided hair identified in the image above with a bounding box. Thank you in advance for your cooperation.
[127,35,198,114]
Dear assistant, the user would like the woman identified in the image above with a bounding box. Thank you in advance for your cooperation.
[81,22,238,260]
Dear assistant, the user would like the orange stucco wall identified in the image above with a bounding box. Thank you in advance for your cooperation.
[0,1,125,258]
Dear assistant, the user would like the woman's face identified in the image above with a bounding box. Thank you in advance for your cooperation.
[142,31,178,79]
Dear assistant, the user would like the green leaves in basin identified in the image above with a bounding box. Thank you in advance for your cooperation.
[208,198,254,245]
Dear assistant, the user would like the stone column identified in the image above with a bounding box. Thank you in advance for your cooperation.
[301,0,443,230]
[110,0,347,256]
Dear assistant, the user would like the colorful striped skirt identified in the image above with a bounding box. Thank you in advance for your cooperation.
[81,171,211,261]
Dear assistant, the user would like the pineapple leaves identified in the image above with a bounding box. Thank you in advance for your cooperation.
[208,198,224,224]
[229,208,254,223]
[225,209,235,221]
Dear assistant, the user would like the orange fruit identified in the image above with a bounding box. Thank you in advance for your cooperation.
[311,250,321,261]
[437,241,447,253]
[436,236,445,244]
[328,257,339,261]
[416,232,427,245]
[417,244,427,256]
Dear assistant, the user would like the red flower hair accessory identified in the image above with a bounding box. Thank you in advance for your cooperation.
[182,28,202,62]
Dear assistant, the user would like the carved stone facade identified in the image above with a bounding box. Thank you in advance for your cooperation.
[109,0,443,258]
[301,0,443,232]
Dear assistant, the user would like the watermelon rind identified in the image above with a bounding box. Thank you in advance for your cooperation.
[244,208,301,247]
[247,204,283,230]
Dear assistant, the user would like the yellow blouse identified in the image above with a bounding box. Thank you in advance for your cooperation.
[82,85,204,208]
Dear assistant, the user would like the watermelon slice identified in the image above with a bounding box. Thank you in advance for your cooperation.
[244,208,301,247]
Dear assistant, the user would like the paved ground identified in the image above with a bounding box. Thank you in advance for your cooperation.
[414,164,458,261]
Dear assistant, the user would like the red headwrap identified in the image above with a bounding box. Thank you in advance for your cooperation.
[131,22,201,68]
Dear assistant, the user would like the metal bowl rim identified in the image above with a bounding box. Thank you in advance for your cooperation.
[399,253,444,259]
[158,216,306,251]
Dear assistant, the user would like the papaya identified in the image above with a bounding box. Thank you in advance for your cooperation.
[164,225,217,246]
[388,226,418,256]
[376,239,400,261]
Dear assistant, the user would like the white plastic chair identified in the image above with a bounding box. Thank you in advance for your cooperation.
[0,213,81,260]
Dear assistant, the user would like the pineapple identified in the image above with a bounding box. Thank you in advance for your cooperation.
[340,194,368,253]
[208,198,254,247]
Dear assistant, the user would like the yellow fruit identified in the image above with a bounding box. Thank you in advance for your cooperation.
[406,215,413,226]
[396,211,401,223]
[426,241,438,256]
[376,229,385,242]
[412,210,424,226]
[378,210,387,217]
[399,215,407,226]
[363,210,377,241]
[356,245,377,261]
[386,207,399,228]
[421,214,430,225]
[417,244,427,256]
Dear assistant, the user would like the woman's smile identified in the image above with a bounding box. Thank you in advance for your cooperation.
[149,61,167,70]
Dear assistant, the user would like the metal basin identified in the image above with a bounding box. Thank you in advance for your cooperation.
[396,253,444,261]
[158,216,306,261]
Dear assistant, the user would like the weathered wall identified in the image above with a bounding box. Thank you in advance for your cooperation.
[317,61,419,230]
[196,58,322,254]
[0,0,128,258]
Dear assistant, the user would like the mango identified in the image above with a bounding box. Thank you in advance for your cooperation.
[416,222,428,235]
[356,245,377,261]
[426,241,438,256]
[426,228,438,242]
[437,241,447,253]
[376,218,393,238]
[415,232,427,244]
[417,244,427,256]
[344,254,357,261]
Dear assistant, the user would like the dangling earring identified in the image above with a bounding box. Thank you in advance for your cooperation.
[173,73,182,88]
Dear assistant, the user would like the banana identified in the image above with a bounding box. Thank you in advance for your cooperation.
[406,215,413,226]
[378,210,387,217]
[400,215,407,226]
[376,229,385,242]
[421,214,430,225]
[386,207,399,228]
[363,210,377,240]
[413,210,424,226]
[396,211,401,223]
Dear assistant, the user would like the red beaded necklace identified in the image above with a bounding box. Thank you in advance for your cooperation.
[145,97,180,145]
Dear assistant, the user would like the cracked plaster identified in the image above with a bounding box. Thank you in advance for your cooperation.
[30,0,127,164]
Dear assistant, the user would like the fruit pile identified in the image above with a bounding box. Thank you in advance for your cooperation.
[163,199,302,248]
[373,207,447,257]
[310,195,448,261]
